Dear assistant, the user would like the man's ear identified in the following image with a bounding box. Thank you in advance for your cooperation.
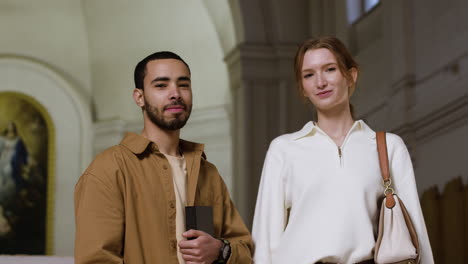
[133,88,145,107]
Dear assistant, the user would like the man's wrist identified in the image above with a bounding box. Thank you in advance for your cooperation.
[215,238,231,263]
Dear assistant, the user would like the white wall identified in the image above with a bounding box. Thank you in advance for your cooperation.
[82,0,230,121]
[0,0,91,98]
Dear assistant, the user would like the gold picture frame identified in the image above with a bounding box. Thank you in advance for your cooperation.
[0,91,55,254]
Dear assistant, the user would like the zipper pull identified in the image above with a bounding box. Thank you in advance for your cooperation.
[338,147,343,167]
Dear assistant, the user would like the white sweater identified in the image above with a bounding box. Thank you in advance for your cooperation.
[252,120,433,264]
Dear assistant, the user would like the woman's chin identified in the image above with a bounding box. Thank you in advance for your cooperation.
[314,102,350,115]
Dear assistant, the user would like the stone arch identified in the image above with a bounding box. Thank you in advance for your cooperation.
[0,55,92,254]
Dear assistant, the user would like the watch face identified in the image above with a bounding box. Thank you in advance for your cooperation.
[222,243,230,259]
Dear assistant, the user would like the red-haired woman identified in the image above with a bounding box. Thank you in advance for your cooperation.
[252,36,433,264]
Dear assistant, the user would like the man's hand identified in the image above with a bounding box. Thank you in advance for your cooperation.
[179,229,223,264]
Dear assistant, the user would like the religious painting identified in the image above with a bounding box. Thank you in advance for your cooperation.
[0,92,53,254]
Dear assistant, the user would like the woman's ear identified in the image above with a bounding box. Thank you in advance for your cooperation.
[347,68,359,97]
[349,67,358,85]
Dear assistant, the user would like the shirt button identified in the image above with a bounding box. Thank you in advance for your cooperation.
[171,240,177,249]
[169,202,175,208]
[163,164,168,170]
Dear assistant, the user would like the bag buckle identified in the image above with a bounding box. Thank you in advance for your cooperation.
[383,179,394,196]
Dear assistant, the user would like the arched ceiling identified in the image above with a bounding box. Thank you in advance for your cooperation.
[82,0,231,120]
[202,0,242,55]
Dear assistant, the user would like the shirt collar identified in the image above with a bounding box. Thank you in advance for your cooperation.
[293,120,376,140]
[119,132,205,155]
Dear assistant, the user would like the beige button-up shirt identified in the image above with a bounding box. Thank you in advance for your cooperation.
[163,153,187,264]
[75,132,253,264]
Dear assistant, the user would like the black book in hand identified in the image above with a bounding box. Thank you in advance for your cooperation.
[185,206,214,240]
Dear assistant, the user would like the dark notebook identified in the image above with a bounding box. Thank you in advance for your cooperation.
[185,206,214,239]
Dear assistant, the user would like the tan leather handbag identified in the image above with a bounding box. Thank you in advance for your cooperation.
[374,132,420,264]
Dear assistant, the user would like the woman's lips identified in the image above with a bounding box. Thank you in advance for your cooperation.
[317,90,332,98]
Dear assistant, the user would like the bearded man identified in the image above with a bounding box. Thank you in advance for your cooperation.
[74,51,253,264]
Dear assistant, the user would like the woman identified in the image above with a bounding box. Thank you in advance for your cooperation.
[252,36,433,264]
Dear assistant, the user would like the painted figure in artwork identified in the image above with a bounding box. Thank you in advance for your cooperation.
[0,95,49,254]
[0,121,28,205]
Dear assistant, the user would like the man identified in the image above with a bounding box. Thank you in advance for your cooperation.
[74,51,253,264]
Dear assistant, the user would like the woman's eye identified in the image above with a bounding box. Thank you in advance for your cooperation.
[303,73,313,78]
[327,67,336,72]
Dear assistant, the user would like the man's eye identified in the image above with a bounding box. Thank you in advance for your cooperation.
[180,83,190,88]
[155,83,166,88]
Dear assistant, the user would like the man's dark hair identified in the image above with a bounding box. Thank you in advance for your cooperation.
[134,51,190,90]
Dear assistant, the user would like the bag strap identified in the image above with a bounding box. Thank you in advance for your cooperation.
[376,131,396,208]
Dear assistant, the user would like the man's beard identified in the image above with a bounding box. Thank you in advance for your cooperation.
[143,98,192,131]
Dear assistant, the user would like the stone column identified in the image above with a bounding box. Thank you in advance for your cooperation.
[381,0,417,154]
[225,43,311,227]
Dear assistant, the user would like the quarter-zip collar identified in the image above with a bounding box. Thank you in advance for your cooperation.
[293,120,376,141]
[293,120,376,168]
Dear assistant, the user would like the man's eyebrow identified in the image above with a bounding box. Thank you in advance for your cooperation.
[178,76,191,81]
[150,76,191,83]
[151,77,170,83]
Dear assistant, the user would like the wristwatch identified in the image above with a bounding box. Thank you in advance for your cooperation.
[216,238,231,263]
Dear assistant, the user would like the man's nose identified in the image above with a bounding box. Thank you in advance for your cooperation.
[169,83,181,100]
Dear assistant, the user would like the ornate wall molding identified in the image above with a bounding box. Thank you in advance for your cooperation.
[412,93,468,144]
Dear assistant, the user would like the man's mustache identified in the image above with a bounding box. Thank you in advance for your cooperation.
[163,100,188,111]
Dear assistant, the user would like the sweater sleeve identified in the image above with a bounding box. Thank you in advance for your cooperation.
[252,140,287,264]
[389,135,434,264]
